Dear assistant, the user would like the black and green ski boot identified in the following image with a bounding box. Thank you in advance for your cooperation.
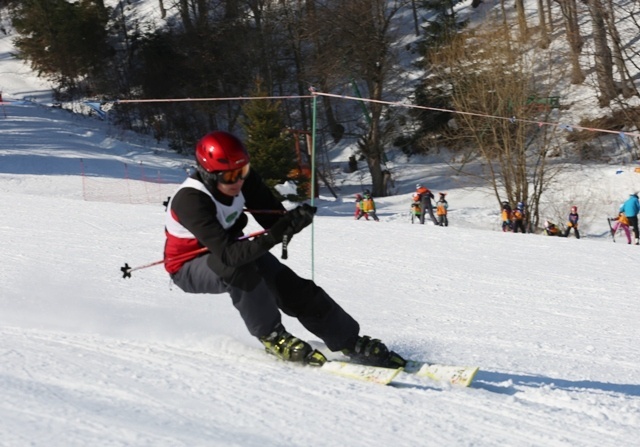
[260,324,327,367]
[342,335,406,369]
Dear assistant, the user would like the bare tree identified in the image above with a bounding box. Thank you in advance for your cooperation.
[536,0,550,48]
[157,0,166,19]
[585,0,617,106]
[546,0,554,33]
[603,0,637,98]
[554,0,585,84]
[428,28,564,229]
[304,0,411,197]
[515,0,529,41]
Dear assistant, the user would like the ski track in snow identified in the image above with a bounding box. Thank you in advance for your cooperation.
[1,325,639,447]
[2,147,640,445]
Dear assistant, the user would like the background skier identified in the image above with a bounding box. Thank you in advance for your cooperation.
[415,184,438,225]
[512,202,526,233]
[620,193,640,244]
[410,191,422,224]
[563,206,580,239]
[501,201,512,232]
[354,193,369,220]
[360,190,380,221]
[610,212,631,244]
[436,192,449,226]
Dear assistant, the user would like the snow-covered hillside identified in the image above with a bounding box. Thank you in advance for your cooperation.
[2,2,640,446]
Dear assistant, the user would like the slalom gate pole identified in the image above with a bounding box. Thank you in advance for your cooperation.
[121,230,269,278]
[310,92,318,280]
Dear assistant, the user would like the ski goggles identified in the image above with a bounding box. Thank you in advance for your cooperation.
[217,163,250,184]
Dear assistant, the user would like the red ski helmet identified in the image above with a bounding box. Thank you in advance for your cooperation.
[571,205,577,213]
[195,131,250,186]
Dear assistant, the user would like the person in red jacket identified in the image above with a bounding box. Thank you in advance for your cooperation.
[164,131,405,369]
[415,183,438,225]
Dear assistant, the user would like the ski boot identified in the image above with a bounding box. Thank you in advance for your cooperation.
[342,335,406,369]
[260,324,326,367]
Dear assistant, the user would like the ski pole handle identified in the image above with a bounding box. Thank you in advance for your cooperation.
[281,233,290,259]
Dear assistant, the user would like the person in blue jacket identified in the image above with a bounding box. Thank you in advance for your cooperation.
[620,193,640,245]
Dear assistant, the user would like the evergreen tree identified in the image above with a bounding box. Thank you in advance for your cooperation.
[404,0,463,154]
[241,82,296,195]
[11,0,110,92]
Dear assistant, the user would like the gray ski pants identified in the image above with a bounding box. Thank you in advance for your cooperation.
[171,251,359,351]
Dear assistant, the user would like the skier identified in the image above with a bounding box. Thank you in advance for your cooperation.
[164,131,406,368]
[436,192,449,226]
[543,220,561,236]
[415,183,438,225]
[410,192,422,224]
[512,202,526,233]
[354,194,369,220]
[610,212,631,244]
[360,190,380,221]
[501,201,512,232]
[563,205,580,239]
[620,192,640,245]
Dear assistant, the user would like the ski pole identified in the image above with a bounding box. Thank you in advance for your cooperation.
[236,229,268,240]
[121,246,208,278]
[244,209,287,215]
[121,230,269,278]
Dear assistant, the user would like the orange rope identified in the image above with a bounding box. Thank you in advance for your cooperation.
[310,91,640,139]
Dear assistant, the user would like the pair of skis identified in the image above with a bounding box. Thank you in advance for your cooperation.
[321,359,479,387]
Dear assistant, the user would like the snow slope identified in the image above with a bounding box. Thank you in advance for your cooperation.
[3,83,640,447]
[2,5,640,447]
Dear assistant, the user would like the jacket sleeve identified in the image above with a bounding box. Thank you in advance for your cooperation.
[170,187,274,269]
[242,169,287,229]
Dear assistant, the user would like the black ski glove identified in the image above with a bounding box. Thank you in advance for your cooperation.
[266,204,317,245]
[287,204,317,234]
[267,214,293,245]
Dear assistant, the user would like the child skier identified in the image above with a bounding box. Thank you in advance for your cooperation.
[610,212,631,244]
[360,190,380,222]
[544,220,561,236]
[410,192,422,224]
[436,192,449,226]
[500,201,512,232]
[354,194,369,220]
[564,205,580,239]
[512,202,526,233]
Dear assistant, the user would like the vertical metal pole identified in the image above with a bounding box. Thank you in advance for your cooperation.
[310,94,318,280]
